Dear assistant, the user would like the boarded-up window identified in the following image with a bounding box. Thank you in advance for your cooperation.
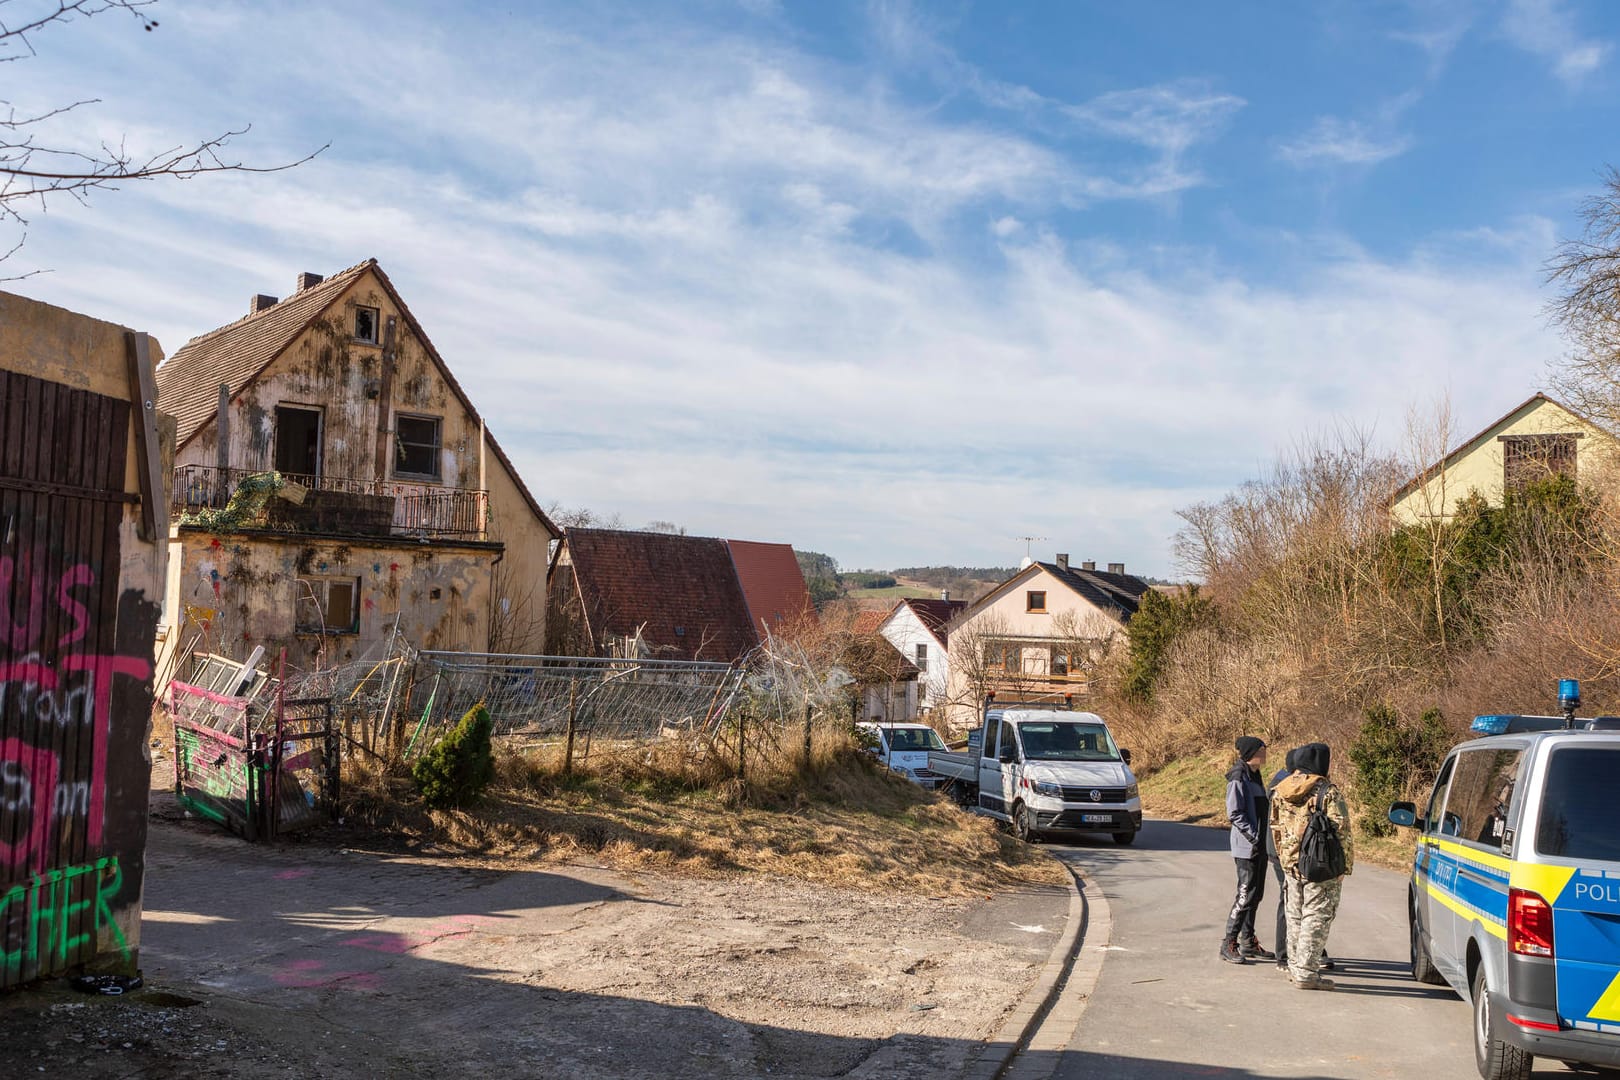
[297,577,360,634]
[394,414,442,480]
[1502,433,1577,490]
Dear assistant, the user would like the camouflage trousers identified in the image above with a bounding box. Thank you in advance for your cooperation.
[1283,874,1343,983]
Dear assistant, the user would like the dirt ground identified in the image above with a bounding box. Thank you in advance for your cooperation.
[1,809,1070,1079]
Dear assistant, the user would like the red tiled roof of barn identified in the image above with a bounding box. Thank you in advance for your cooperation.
[563,528,760,663]
[725,540,814,641]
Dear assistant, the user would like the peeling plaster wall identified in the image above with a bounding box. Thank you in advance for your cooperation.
[174,530,496,666]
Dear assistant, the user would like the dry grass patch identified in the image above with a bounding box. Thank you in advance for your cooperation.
[340,732,1066,895]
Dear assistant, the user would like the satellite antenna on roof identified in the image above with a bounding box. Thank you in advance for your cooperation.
[1014,535,1047,567]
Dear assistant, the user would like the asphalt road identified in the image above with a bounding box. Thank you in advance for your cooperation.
[1037,818,1586,1080]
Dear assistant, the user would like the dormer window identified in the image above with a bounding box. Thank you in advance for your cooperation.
[355,306,380,344]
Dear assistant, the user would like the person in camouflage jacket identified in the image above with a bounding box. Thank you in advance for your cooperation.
[1269,742,1353,990]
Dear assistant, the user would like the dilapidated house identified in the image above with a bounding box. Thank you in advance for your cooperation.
[155,259,557,666]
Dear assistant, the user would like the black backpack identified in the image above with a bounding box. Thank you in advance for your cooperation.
[1298,787,1347,883]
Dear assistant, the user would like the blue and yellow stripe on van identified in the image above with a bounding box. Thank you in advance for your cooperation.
[1417,836,1510,940]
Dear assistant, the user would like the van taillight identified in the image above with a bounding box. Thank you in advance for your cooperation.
[1509,889,1554,958]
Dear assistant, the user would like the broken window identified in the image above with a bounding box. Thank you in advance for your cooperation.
[394,414,443,480]
[296,577,360,634]
[273,405,322,480]
[354,306,380,344]
[1502,433,1578,491]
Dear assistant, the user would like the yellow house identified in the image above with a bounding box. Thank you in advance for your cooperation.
[1390,393,1619,524]
[942,555,1150,731]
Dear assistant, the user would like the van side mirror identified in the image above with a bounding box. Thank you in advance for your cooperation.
[1388,801,1418,829]
[1120,748,1132,765]
[998,744,1018,764]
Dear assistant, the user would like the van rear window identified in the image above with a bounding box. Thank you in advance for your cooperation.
[1535,747,1620,861]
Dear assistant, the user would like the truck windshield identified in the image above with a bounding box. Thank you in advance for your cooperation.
[1017,722,1119,762]
[886,727,946,752]
[1535,747,1620,861]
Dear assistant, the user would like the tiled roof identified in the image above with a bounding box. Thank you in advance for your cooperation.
[563,528,760,663]
[1036,562,1153,621]
[900,598,967,645]
[154,259,556,537]
[156,259,376,448]
[853,609,889,635]
[725,540,814,641]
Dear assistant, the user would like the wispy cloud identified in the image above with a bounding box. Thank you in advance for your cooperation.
[1501,0,1610,85]
[1278,90,1422,169]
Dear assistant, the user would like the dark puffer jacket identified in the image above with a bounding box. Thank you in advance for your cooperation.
[1226,761,1269,859]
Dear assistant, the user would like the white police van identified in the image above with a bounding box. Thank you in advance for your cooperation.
[1389,680,1620,1080]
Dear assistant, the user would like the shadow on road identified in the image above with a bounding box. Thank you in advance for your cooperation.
[1047,818,1232,856]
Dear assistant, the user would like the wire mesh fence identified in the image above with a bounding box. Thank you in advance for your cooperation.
[405,651,748,748]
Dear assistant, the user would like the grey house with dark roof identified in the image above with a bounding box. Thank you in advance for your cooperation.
[155,260,557,666]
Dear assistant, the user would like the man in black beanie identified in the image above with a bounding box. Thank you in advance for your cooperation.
[1271,742,1354,990]
[1220,735,1273,964]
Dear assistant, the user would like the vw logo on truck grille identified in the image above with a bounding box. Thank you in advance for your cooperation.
[1090,789,1102,802]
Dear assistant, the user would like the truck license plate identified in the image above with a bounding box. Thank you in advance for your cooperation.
[1082,814,1111,823]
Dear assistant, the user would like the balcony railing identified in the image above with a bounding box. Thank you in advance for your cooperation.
[172,465,489,541]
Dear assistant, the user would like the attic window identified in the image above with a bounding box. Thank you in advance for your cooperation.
[1502,432,1578,491]
[1026,590,1047,613]
[394,414,443,480]
[355,306,380,344]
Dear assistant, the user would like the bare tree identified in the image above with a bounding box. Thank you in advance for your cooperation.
[0,1,325,269]
[1548,167,1620,425]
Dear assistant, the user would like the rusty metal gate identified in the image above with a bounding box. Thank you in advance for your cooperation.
[0,370,154,988]
[171,681,339,842]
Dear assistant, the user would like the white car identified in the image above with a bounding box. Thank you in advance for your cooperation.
[857,722,948,789]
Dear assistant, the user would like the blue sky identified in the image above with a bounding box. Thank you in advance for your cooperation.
[11,0,1618,576]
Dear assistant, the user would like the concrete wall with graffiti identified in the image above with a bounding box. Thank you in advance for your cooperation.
[170,531,497,665]
[0,291,170,987]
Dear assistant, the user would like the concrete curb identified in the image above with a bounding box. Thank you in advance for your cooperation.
[958,867,1088,1080]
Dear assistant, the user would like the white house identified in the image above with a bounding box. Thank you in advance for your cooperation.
[942,554,1151,730]
[877,597,966,718]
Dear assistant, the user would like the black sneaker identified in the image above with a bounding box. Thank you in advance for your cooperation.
[1219,939,1247,965]
[1241,941,1277,962]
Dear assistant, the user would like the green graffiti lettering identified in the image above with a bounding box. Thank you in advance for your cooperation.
[0,855,127,980]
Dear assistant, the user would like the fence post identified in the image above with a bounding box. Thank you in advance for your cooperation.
[737,708,747,781]
[564,677,579,774]
[802,699,812,770]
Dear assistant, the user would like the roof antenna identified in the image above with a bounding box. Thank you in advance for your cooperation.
[1014,535,1047,559]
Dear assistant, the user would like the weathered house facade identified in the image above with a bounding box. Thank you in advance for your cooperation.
[943,556,1150,730]
[156,260,556,667]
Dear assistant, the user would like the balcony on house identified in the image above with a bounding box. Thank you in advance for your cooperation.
[171,464,490,541]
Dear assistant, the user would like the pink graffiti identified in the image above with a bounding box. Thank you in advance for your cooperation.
[0,736,58,874]
[0,554,93,651]
[270,958,382,991]
[0,651,151,869]
[272,868,313,881]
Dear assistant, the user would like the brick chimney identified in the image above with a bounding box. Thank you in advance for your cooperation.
[1108,562,1125,574]
[250,294,279,315]
[295,271,324,292]
[1081,560,1096,571]
[1055,553,1069,571]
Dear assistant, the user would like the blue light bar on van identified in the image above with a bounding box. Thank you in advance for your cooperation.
[1472,715,1515,735]
[1471,715,1570,735]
